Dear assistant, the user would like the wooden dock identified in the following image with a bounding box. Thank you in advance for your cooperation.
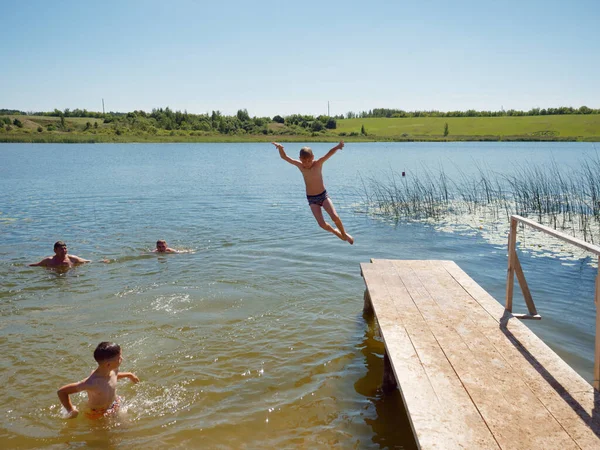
[361,259,600,449]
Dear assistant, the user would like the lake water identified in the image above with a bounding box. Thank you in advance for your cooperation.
[1,142,598,449]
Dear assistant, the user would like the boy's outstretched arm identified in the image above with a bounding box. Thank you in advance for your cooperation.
[272,142,302,168]
[316,140,344,165]
[117,372,140,383]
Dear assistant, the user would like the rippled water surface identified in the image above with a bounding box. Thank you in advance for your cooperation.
[1,142,598,449]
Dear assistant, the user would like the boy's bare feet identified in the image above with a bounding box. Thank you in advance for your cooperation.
[344,233,354,245]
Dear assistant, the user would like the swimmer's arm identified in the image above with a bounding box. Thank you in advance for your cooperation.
[69,255,91,264]
[57,380,86,418]
[272,142,302,168]
[117,372,140,383]
[316,140,344,165]
[29,257,51,267]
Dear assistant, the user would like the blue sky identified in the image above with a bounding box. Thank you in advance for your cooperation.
[1,0,598,117]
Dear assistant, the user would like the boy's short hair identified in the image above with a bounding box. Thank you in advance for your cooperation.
[299,147,313,159]
[54,241,66,250]
[93,342,121,363]
[156,240,166,246]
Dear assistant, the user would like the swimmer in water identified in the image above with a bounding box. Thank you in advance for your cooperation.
[29,241,91,268]
[153,240,178,253]
[57,341,139,419]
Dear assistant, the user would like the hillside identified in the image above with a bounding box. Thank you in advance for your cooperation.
[1,113,599,143]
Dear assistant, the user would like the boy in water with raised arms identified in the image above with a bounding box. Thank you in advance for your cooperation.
[273,140,353,244]
[57,342,139,419]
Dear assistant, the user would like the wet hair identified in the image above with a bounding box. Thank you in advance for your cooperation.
[93,342,121,363]
[156,240,166,246]
[54,241,66,250]
[299,147,313,159]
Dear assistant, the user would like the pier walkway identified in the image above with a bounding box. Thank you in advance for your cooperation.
[360,259,600,449]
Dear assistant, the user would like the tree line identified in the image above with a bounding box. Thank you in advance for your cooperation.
[3,105,599,123]
[103,108,338,135]
[2,104,599,136]
[0,108,339,135]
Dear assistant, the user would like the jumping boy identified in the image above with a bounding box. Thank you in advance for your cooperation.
[57,342,139,419]
[273,140,353,244]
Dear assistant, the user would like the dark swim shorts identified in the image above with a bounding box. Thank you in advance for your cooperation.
[307,190,329,206]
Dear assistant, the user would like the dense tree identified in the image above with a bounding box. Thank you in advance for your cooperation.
[311,120,324,132]
[236,109,250,122]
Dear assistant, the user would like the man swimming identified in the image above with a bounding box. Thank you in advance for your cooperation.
[29,241,91,268]
[153,240,177,253]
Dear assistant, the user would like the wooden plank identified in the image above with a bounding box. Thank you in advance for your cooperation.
[389,260,579,450]
[512,215,600,256]
[360,263,465,449]
[371,260,501,449]
[440,260,600,449]
[362,259,600,448]
[513,252,538,316]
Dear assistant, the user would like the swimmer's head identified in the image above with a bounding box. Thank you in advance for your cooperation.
[93,342,122,366]
[156,240,168,252]
[54,241,67,255]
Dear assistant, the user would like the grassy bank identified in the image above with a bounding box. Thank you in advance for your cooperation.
[337,115,600,141]
[1,114,600,143]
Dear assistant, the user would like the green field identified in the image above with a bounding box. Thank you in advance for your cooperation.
[336,115,600,140]
[1,114,600,143]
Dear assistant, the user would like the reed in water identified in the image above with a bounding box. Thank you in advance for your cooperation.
[359,154,600,245]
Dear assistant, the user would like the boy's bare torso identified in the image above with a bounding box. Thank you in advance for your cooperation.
[299,162,326,195]
[83,370,119,409]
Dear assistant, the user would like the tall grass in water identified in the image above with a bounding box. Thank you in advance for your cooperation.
[360,154,600,245]
[360,164,451,221]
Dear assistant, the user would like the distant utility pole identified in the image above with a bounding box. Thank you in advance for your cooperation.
[328,101,330,116]
[102,99,105,115]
